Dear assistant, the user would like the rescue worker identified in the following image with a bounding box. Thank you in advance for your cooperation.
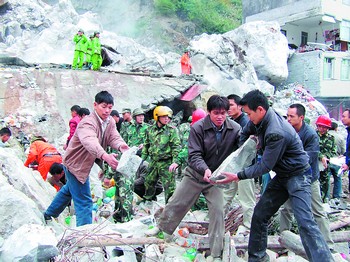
[0,127,11,147]
[120,108,132,140]
[146,96,241,260]
[47,162,66,192]
[223,94,256,235]
[280,103,335,251]
[91,31,102,71]
[72,29,88,69]
[111,108,149,223]
[328,121,346,200]
[180,50,192,75]
[316,115,337,203]
[214,90,333,262]
[84,34,94,69]
[341,108,350,192]
[141,106,181,203]
[24,136,62,181]
[125,108,149,153]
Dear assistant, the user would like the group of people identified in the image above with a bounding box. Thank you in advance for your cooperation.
[146,90,350,261]
[72,29,102,71]
[3,88,350,261]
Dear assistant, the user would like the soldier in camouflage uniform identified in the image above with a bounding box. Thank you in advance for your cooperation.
[316,115,337,203]
[177,118,191,173]
[107,108,150,223]
[125,108,149,155]
[141,106,181,203]
[119,108,132,140]
[103,148,135,223]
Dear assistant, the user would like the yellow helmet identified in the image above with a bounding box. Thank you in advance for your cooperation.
[153,106,173,121]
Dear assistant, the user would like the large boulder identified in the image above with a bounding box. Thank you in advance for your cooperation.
[0,224,58,261]
[224,21,290,85]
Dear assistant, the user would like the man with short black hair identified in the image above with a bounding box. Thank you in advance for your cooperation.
[44,91,129,226]
[280,103,334,250]
[110,110,123,132]
[215,90,333,262]
[224,94,255,234]
[146,95,241,261]
[0,127,11,147]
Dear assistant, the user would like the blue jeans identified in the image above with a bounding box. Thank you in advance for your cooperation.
[45,166,92,226]
[329,163,342,199]
[248,169,332,262]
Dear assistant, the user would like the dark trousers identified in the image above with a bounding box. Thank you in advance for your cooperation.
[248,169,333,262]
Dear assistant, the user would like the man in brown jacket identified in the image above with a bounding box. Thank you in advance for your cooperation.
[44,91,129,226]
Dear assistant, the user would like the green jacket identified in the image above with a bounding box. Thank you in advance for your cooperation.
[86,39,93,55]
[317,131,337,160]
[91,37,101,55]
[125,122,149,147]
[73,34,88,52]
[142,123,181,164]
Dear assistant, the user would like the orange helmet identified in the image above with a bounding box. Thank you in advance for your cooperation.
[315,115,331,128]
[191,109,207,126]
[153,106,173,121]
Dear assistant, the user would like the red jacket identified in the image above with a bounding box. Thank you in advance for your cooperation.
[180,53,192,75]
[67,115,81,143]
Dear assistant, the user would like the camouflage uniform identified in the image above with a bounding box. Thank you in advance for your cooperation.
[119,121,132,141]
[104,147,134,223]
[177,122,191,170]
[125,122,149,148]
[317,131,337,202]
[141,123,181,203]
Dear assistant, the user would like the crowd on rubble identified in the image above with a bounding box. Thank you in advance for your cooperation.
[1,87,350,262]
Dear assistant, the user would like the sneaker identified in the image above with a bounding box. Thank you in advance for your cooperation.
[145,226,160,237]
[341,193,347,198]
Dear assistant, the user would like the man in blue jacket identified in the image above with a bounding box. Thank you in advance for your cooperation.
[341,108,350,191]
[214,90,332,262]
[280,103,334,250]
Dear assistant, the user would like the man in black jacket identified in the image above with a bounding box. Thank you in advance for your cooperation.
[146,95,241,260]
[214,90,332,262]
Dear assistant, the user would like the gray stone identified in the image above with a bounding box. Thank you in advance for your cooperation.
[0,224,58,261]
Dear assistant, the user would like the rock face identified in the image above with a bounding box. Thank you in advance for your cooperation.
[0,67,199,143]
[224,21,290,85]
[0,224,58,261]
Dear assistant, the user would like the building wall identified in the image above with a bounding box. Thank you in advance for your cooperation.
[285,51,322,96]
[285,51,350,97]
[320,51,350,97]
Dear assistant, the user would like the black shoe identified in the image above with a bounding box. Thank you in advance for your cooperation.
[43,212,52,224]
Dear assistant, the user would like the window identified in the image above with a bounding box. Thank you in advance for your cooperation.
[341,59,350,80]
[340,20,350,42]
[301,31,308,46]
[323,57,335,79]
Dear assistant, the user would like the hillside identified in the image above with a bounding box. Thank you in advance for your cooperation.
[67,0,242,53]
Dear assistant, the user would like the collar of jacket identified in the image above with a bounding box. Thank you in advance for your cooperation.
[202,114,236,131]
[253,107,273,134]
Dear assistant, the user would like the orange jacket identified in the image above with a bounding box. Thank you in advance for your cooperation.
[180,53,192,74]
[24,141,62,180]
